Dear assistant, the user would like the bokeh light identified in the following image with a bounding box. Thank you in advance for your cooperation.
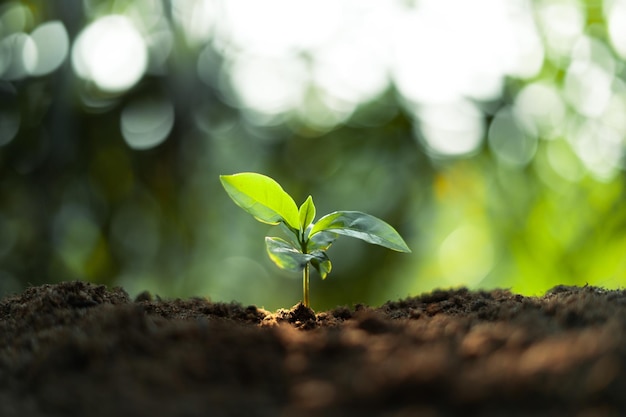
[537,0,585,61]
[438,224,494,287]
[563,37,614,118]
[488,107,537,167]
[121,97,175,150]
[226,55,307,121]
[0,33,36,80]
[513,82,566,140]
[416,100,485,157]
[29,21,69,76]
[607,0,626,59]
[72,15,147,92]
[3,0,626,310]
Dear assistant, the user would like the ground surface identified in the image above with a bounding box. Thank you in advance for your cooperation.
[1,281,625,416]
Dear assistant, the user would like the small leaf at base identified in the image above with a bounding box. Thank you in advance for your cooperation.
[307,230,338,252]
[265,236,312,272]
[310,251,332,279]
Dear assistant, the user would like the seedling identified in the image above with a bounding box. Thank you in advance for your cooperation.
[220,172,411,307]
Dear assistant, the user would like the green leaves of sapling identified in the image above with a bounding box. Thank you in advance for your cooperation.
[220,172,411,307]
[265,237,330,278]
[307,230,338,252]
[310,211,411,253]
[220,173,300,230]
[310,251,332,279]
[265,236,313,272]
[299,195,316,231]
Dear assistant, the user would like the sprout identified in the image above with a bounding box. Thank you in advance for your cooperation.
[220,172,410,307]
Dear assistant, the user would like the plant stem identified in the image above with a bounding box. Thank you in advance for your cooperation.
[303,263,310,307]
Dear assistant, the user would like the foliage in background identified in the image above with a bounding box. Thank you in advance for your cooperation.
[0,0,626,309]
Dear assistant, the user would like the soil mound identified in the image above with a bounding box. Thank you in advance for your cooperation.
[1,281,624,416]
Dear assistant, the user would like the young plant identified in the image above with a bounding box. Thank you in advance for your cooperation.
[220,172,411,307]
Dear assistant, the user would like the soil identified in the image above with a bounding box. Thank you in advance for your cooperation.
[1,282,625,416]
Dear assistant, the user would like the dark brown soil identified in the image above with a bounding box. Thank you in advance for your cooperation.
[1,281,625,416]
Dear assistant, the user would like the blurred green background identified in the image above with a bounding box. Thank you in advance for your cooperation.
[1,0,626,310]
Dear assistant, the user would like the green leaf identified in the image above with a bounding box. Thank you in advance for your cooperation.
[310,251,332,279]
[265,236,312,272]
[310,211,411,252]
[307,230,338,252]
[220,173,300,230]
[298,195,316,231]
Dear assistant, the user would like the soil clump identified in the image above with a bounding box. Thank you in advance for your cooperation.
[1,281,625,416]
